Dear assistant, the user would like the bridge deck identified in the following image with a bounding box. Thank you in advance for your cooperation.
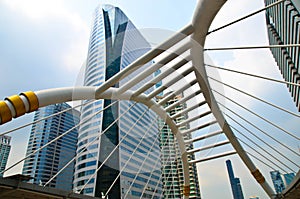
[0,176,98,199]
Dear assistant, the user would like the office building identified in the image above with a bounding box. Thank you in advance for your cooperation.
[226,160,245,199]
[283,173,295,186]
[265,0,300,111]
[270,170,295,193]
[73,5,162,198]
[158,94,201,198]
[22,103,80,191]
[0,135,11,177]
[270,170,285,193]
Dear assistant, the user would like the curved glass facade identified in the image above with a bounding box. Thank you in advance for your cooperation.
[74,5,162,198]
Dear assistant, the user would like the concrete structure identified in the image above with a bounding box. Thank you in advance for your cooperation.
[265,0,300,111]
[73,4,161,198]
[0,135,11,177]
[158,94,201,198]
[226,160,244,199]
[22,103,80,191]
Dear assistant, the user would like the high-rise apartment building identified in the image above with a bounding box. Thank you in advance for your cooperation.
[265,0,300,111]
[22,103,80,191]
[158,93,201,199]
[73,5,162,198]
[0,135,11,177]
[283,173,296,186]
[270,170,295,193]
[270,170,285,194]
[226,160,245,199]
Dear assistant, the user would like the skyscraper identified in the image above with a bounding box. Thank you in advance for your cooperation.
[73,5,162,198]
[283,173,296,187]
[270,170,295,193]
[265,0,300,111]
[270,170,285,194]
[158,93,201,199]
[0,135,11,177]
[22,103,80,191]
[226,160,245,199]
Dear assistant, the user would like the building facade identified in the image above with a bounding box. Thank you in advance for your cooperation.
[158,94,201,199]
[270,170,295,193]
[226,160,244,199]
[265,0,300,111]
[270,170,285,194]
[0,135,11,177]
[73,5,162,198]
[283,173,296,186]
[22,103,80,191]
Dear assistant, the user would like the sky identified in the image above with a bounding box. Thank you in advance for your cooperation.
[0,0,299,199]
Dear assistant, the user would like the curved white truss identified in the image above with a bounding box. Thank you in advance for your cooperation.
[0,0,281,198]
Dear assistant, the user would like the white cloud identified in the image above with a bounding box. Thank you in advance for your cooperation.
[2,0,90,74]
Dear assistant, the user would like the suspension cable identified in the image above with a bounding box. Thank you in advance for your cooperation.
[204,44,300,51]
[105,116,162,198]
[212,89,300,141]
[237,136,289,174]
[232,124,296,173]
[140,144,173,199]
[247,151,277,171]
[122,121,167,198]
[208,76,300,118]
[139,126,178,199]
[46,100,135,188]
[225,113,299,169]
[206,64,300,87]
[207,0,285,35]
[79,102,149,193]
[1,100,117,175]
[0,99,96,136]
[218,102,300,157]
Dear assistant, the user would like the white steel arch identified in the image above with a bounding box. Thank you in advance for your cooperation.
[1,0,291,198]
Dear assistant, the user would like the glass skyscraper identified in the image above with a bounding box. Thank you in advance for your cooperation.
[270,170,285,194]
[270,170,296,193]
[0,135,11,177]
[226,160,244,199]
[22,103,80,191]
[265,0,300,111]
[73,5,162,198]
[158,93,201,199]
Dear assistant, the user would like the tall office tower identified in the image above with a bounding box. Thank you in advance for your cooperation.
[226,160,245,199]
[73,5,162,198]
[158,93,201,199]
[283,173,295,186]
[270,170,295,193]
[265,0,300,111]
[22,103,80,191]
[270,170,285,193]
[0,135,11,177]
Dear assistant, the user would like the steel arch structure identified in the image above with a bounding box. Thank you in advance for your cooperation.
[2,0,297,198]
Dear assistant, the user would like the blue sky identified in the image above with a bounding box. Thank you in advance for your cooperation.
[0,0,299,199]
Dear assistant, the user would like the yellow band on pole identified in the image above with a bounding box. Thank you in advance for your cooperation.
[252,169,265,184]
[6,95,26,117]
[183,185,190,196]
[0,101,12,124]
[21,91,39,112]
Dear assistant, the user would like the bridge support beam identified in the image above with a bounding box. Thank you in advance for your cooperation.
[191,0,276,198]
